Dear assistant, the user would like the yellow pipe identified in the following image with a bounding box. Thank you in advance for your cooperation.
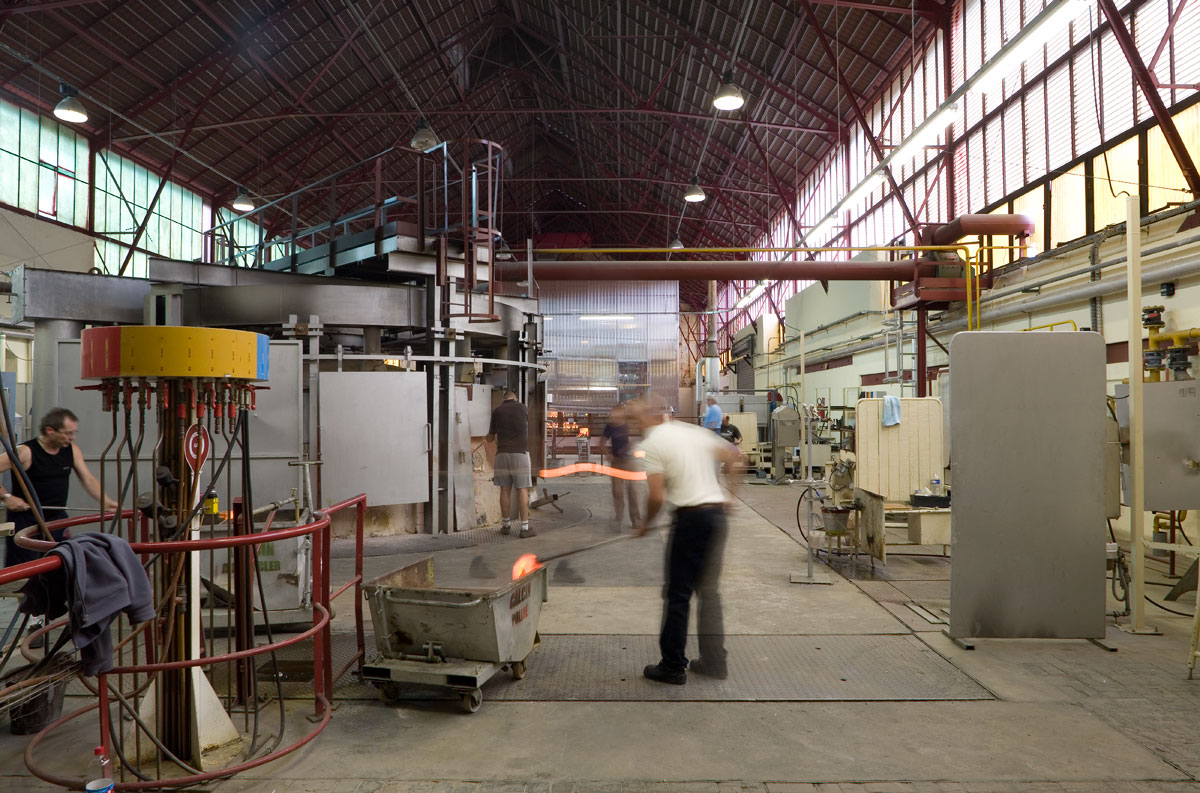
[1021,320,1078,332]
[965,263,972,331]
[1148,327,1200,349]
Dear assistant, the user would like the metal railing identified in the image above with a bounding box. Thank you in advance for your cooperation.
[0,493,367,790]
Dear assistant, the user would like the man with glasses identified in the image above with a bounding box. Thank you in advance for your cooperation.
[1,407,116,567]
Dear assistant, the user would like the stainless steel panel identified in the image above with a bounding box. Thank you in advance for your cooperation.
[949,332,1107,639]
[453,387,476,531]
[14,266,149,323]
[55,340,304,516]
[318,371,429,506]
[1113,381,1200,510]
[183,283,422,328]
[463,385,495,437]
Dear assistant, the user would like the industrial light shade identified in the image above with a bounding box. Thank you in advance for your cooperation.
[231,186,255,213]
[53,84,87,124]
[669,234,685,250]
[410,118,439,151]
[684,177,706,203]
[712,72,745,112]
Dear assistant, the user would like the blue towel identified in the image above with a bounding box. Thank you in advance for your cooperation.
[882,395,902,427]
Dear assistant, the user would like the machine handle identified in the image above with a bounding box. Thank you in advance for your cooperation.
[425,423,433,452]
[378,592,485,609]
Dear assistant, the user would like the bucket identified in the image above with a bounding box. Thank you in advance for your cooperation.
[820,506,852,536]
[4,664,67,735]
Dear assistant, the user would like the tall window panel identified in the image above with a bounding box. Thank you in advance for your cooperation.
[93,150,206,276]
[1093,137,1140,228]
[0,98,88,227]
[1147,103,1200,211]
[1049,165,1087,247]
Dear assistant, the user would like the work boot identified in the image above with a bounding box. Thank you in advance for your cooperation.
[688,658,728,679]
[518,526,538,539]
[643,662,686,685]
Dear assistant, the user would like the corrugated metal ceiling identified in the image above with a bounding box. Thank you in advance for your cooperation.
[0,0,940,273]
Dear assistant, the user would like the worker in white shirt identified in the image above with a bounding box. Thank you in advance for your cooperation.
[632,398,743,685]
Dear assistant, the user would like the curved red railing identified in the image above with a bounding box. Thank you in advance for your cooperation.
[1,494,368,790]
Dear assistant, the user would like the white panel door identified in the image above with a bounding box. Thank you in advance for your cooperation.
[318,371,428,506]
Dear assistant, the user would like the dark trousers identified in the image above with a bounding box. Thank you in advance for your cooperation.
[659,506,728,672]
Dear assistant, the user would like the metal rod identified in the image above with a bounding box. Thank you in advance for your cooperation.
[534,533,637,565]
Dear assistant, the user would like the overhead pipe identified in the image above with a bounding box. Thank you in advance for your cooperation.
[922,213,1036,245]
[495,260,927,282]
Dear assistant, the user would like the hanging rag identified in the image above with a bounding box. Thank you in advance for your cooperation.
[20,532,154,676]
[882,395,902,427]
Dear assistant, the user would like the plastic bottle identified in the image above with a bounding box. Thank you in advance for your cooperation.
[85,746,113,793]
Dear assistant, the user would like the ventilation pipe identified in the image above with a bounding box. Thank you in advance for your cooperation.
[921,213,1036,246]
[496,260,925,282]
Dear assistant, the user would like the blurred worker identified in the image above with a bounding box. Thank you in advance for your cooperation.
[717,414,742,447]
[486,390,535,538]
[702,395,722,432]
[1,407,118,567]
[600,402,641,530]
[633,398,743,685]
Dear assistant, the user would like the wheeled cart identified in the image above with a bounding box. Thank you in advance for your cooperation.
[360,555,548,712]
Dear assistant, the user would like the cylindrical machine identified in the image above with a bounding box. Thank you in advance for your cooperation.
[80,325,269,774]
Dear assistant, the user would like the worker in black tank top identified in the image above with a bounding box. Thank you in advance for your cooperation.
[1,407,116,567]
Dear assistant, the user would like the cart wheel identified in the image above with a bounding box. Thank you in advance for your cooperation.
[377,683,402,706]
[460,689,482,713]
[510,660,527,680]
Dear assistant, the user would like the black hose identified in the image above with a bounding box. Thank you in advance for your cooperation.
[1144,595,1195,618]
[0,613,30,679]
[0,430,46,516]
[241,413,287,759]
[794,485,825,541]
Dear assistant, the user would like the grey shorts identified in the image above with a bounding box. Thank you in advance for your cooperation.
[494,452,533,489]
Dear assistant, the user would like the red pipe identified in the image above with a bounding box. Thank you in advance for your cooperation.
[923,214,1035,245]
[495,260,925,281]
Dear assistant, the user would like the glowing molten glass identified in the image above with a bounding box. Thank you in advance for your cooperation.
[538,462,646,480]
[512,553,540,580]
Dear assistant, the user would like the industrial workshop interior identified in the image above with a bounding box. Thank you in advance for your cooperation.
[2,0,1200,791]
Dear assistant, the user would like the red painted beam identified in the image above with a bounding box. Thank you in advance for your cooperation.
[1098,0,1200,200]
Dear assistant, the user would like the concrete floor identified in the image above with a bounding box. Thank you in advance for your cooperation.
[3,477,1200,793]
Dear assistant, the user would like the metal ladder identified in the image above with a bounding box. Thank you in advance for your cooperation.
[882,309,916,394]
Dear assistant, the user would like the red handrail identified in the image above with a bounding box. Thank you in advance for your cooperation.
[4,493,369,791]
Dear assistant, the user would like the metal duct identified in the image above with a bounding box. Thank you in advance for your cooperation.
[498,260,924,281]
[923,214,1036,245]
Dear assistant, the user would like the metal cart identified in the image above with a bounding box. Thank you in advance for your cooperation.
[361,556,548,713]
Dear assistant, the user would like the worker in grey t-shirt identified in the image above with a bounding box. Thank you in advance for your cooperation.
[486,390,536,538]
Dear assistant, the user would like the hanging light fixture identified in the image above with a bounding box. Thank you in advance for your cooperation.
[684,177,706,203]
[231,186,255,213]
[712,71,745,112]
[669,233,685,250]
[53,83,87,124]
[410,117,439,151]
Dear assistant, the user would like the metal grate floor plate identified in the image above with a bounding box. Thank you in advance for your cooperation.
[480,634,993,702]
